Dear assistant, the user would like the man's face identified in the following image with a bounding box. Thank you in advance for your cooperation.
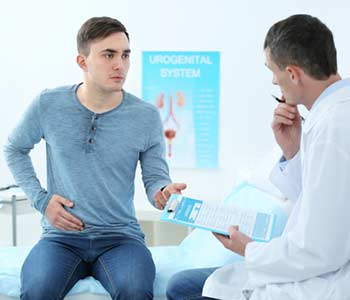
[264,48,300,105]
[81,32,130,93]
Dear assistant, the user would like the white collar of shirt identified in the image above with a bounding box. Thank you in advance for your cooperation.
[303,78,350,133]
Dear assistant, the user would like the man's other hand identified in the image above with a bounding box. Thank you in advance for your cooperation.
[213,225,252,257]
[45,194,84,231]
[154,183,187,210]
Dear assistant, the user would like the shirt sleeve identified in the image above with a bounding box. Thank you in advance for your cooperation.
[3,93,51,214]
[139,109,171,206]
[278,156,288,171]
[245,137,350,287]
[269,151,302,202]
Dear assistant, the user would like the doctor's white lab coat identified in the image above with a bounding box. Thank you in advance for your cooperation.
[203,82,350,300]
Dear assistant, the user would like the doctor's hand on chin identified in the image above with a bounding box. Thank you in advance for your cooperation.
[272,97,302,160]
[213,225,252,257]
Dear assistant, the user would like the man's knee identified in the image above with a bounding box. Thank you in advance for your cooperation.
[166,270,189,300]
[167,268,215,300]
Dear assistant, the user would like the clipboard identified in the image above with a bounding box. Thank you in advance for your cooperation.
[160,194,276,242]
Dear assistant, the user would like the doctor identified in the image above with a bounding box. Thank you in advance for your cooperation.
[167,14,350,300]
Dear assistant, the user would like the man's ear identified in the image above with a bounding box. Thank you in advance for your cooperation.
[76,54,87,71]
[286,65,302,85]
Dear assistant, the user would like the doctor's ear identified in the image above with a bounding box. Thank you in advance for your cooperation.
[76,54,88,71]
[286,65,302,85]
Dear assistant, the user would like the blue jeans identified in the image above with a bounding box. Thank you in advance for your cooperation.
[166,268,219,300]
[20,235,155,300]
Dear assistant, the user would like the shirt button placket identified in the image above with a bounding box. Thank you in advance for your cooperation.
[87,114,99,152]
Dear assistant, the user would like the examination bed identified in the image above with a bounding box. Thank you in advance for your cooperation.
[0,182,288,300]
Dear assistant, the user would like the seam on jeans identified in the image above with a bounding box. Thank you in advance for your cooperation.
[58,256,83,299]
[183,294,206,300]
[97,257,117,297]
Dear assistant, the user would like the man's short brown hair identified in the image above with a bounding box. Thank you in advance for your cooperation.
[77,16,129,55]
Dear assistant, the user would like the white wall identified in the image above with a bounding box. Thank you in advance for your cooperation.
[1,0,350,245]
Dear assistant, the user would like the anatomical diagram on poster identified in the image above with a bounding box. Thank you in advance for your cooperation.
[142,51,220,169]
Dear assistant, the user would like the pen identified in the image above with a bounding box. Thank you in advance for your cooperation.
[271,94,285,103]
[271,94,305,121]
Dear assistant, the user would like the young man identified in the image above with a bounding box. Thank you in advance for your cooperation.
[4,16,186,300]
[167,14,350,300]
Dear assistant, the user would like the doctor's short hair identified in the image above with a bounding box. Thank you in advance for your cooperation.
[264,14,337,80]
[77,16,129,56]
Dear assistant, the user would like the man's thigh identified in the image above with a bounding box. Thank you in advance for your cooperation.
[21,237,88,300]
[92,238,155,299]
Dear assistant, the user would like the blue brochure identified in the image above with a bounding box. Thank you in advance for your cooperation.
[161,194,276,242]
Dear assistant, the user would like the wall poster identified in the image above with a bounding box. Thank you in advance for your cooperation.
[142,51,220,168]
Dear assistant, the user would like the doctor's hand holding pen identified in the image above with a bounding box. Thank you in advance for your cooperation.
[154,182,187,210]
[271,95,302,160]
[213,226,252,257]
[45,194,84,231]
